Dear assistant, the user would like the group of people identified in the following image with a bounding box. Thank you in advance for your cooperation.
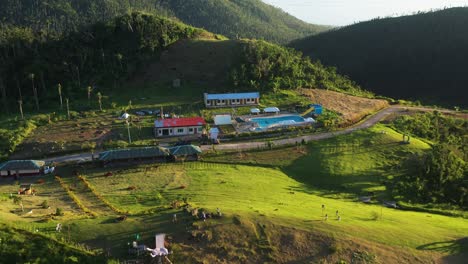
[173,207,222,223]
[322,205,341,221]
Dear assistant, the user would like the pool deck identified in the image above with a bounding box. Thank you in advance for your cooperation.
[234,112,313,133]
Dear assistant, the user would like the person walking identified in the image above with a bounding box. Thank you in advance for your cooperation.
[202,211,207,222]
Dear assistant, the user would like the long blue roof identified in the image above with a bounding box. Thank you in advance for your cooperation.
[205,92,260,100]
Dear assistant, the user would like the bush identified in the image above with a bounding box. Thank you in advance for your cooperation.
[55,208,64,216]
[40,200,49,209]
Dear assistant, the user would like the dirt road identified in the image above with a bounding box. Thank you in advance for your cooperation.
[44,106,465,163]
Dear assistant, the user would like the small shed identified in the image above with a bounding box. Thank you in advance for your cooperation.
[214,115,232,125]
[263,107,280,114]
[0,160,45,177]
[308,104,323,115]
[168,145,202,161]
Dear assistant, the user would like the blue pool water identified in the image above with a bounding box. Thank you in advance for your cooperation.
[250,115,305,129]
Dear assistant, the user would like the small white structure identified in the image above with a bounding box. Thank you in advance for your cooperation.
[120,113,130,119]
[250,108,261,114]
[147,233,169,258]
[209,127,220,141]
[263,107,280,114]
[214,114,232,125]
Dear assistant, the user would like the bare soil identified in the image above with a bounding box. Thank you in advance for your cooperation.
[300,89,389,126]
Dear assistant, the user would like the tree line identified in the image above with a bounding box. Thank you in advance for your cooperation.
[0,0,329,45]
[389,112,467,208]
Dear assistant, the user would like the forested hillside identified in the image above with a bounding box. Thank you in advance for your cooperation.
[0,11,364,114]
[291,7,468,107]
[0,0,329,44]
[156,0,329,44]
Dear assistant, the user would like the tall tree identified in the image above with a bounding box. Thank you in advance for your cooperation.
[57,83,63,109]
[0,76,8,114]
[87,86,92,106]
[97,92,103,111]
[65,98,70,120]
[18,100,24,120]
[29,73,40,111]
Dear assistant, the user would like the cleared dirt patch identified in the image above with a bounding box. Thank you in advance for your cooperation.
[300,88,389,125]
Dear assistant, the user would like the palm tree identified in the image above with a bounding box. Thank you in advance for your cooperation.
[18,100,24,120]
[57,83,63,109]
[0,76,8,114]
[87,86,92,106]
[97,92,103,111]
[29,73,40,111]
[66,98,70,120]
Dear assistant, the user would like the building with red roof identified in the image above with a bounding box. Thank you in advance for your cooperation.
[154,117,206,137]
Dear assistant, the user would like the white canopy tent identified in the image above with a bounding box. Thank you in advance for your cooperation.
[263,107,280,113]
[250,108,261,114]
[214,114,232,125]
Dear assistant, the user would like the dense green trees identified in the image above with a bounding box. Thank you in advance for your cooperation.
[394,144,467,207]
[157,0,329,44]
[0,12,204,112]
[0,0,329,44]
[389,112,467,207]
[291,7,468,107]
[230,40,372,97]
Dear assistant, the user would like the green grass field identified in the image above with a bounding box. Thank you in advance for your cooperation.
[1,124,466,263]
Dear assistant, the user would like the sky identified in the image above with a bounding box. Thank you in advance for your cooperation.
[262,0,468,26]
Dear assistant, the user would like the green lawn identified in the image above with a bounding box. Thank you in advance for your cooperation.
[1,124,466,262]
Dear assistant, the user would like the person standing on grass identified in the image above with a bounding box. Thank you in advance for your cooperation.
[217,208,222,217]
[324,214,328,221]
[336,210,339,217]
[321,204,325,217]
[202,211,207,222]
[338,216,341,221]
[173,213,177,223]
[56,223,62,232]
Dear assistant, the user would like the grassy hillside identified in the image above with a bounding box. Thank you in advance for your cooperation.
[1,125,466,263]
[0,225,103,263]
[0,0,329,44]
[291,7,468,107]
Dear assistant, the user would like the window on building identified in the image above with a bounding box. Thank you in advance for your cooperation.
[177,128,184,133]
[189,128,194,132]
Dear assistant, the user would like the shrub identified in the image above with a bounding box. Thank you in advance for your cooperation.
[40,200,48,209]
[55,208,64,216]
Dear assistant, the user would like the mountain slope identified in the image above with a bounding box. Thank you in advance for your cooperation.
[0,0,330,44]
[0,12,365,113]
[157,0,330,44]
[291,7,468,107]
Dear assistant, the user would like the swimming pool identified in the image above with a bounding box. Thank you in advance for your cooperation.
[250,115,307,129]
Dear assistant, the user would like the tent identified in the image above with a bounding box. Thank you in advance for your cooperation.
[250,108,261,114]
[214,114,232,125]
[120,113,130,119]
[263,107,280,113]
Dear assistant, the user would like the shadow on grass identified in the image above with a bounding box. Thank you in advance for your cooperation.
[417,237,468,254]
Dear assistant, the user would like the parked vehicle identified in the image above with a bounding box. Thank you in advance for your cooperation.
[135,111,145,116]
[43,166,55,175]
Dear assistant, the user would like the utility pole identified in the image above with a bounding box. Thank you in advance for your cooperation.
[126,120,132,143]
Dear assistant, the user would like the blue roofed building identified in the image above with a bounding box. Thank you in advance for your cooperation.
[204,92,260,108]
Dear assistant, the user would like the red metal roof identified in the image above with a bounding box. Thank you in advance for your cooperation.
[154,117,206,128]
